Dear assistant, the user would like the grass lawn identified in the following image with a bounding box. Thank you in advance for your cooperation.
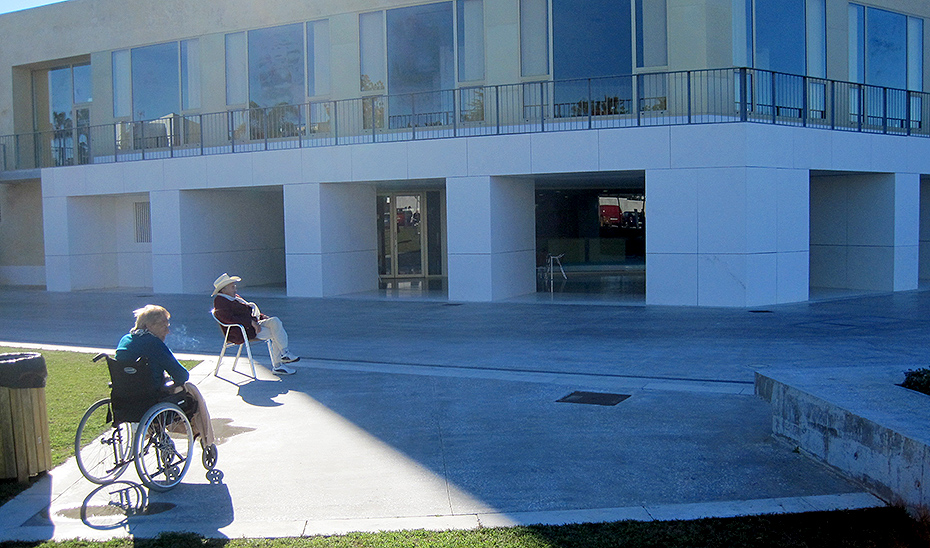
[1,347,928,547]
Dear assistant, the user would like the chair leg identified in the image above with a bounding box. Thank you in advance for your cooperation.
[214,343,230,377]
[231,343,245,376]
[242,342,257,380]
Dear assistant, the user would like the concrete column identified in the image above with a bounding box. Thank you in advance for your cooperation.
[285,182,377,297]
[446,176,535,301]
[811,172,918,292]
[647,167,809,307]
[151,190,183,294]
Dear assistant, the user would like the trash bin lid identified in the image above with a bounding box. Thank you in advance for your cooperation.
[0,353,47,389]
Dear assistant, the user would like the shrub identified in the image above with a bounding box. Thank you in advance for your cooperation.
[902,368,930,396]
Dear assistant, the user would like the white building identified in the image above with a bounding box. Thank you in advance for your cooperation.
[1,0,930,306]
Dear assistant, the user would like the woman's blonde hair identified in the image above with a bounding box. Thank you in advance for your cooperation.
[133,304,170,331]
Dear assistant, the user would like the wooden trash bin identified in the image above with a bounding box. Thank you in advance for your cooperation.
[0,353,51,483]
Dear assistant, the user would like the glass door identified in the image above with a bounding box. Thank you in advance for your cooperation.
[378,193,425,277]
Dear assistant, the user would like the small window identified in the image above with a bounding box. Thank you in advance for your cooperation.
[134,202,151,243]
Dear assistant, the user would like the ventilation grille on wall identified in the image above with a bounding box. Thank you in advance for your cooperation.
[134,202,151,243]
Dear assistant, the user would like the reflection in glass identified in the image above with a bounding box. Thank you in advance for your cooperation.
[536,189,645,283]
[225,32,248,105]
[112,49,131,118]
[131,42,179,120]
[867,8,907,90]
[73,64,92,104]
[181,39,200,110]
[49,67,72,128]
[248,23,305,108]
[520,0,548,77]
[360,11,386,91]
[635,0,666,68]
[755,0,805,75]
[307,20,331,97]
[457,0,484,81]
[849,4,865,83]
[387,2,454,125]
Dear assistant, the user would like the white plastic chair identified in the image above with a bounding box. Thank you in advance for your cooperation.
[211,309,272,380]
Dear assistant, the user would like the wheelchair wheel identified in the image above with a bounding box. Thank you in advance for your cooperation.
[202,444,218,470]
[75,398,133,484]
[134,402,193,492]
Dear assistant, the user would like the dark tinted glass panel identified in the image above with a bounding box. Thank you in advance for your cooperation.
[552,0,631,81]
[755,0,805,74]
[387,2,454,124]
[867,7,907,89]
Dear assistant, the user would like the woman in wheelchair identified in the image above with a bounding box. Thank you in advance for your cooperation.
[116,305,215,456]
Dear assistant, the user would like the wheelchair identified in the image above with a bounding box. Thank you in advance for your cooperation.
[74,353,218,491]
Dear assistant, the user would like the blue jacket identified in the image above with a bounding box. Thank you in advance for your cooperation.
[115,330,189,387]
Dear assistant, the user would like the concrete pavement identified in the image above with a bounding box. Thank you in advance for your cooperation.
[0,286,915,540]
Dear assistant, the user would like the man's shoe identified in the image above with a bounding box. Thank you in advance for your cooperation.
[273,364,296,375]
[280,351,300,363]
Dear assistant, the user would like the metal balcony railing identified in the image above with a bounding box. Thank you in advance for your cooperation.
[2,67,928,172]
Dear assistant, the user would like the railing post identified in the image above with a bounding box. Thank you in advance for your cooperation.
[802,76,808,127]
[199,114,204,156]
[882,88,888,134]
[453,89,459,137]
[169,116,175,158]
[333,100,339,145]
[739,68,748,122]
[229,111,236,152]
[771,71,777,123]
[830,80,835,130]
[495,84,501,135]
[588,78,593,129]
[412,93,417,140]
[907,92,912,136]
[857,86,863,132]
[685,70,691,124]
[636,74,642,126]
[140,120,146,160]
[540,81,546,132]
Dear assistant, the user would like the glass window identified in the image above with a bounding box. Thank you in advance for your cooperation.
[72,64,92,104]
[732,0,752,67]
[181,39,200,110]
[636,0,666,68]
[849,4,865,83]
[553,0,631,81]
[225,32,248,105]
[909,17,923,92]
[48,67,72,129]
[806,0,826,78]
[112,49,131,118]
[867,8,907,90]
[387,2,454,95]
[360,11,386,91]
[520,0,548,77]
[457,0,485,81]
[131,42,179,120]
[755,0,805,75]
[248,23,305,108]
[307,19,331,97]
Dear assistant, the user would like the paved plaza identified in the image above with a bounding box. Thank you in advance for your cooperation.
[2,286,921,540]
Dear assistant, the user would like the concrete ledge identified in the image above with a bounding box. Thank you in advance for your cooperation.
[756,366,930,512]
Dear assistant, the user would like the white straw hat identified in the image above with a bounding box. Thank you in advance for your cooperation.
[212,273,241,296]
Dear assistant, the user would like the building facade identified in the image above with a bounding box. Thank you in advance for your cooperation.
[1,0,930,306]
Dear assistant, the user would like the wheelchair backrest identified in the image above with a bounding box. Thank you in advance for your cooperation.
[107,356,162,424]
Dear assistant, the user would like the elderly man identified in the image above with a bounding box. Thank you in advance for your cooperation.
[212,273,299,375]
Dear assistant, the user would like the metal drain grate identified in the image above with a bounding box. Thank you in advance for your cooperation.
[557,391,630,406]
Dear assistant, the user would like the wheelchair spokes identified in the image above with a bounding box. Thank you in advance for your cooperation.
[134,403,193,492]
[74,399,132,484]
